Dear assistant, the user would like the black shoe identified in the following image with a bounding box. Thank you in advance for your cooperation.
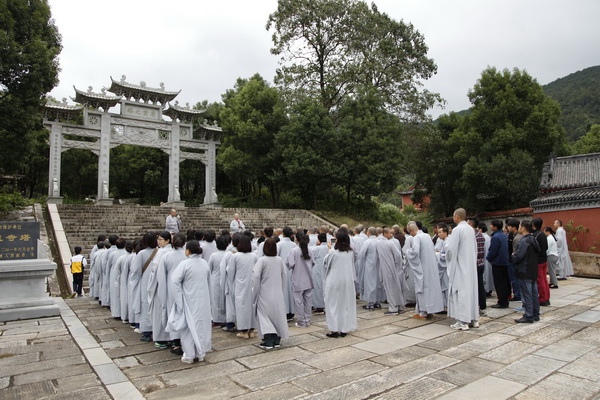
[491,304,508,309]
[326,332,339,338]
[170,346,183,355]
[340,332,347,337]
[540,300,551,306]
[362,305,375,310]
[515,317,534,323]
[384,311,399,315]
[374,303,382,309]
[549,284,558,289]
[405,303,416,307]
[533,316,540,321]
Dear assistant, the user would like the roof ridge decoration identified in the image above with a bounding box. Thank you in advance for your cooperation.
[163,101,206,123]
[108,75,180,105]
[72,86,122,112]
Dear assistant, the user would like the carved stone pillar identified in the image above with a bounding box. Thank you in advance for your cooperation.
[96,112,113,205]
[47,122,64,204]
[203,141,218,204]
[166,123,185,208]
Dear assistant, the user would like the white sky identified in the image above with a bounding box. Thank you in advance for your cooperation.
[47,0,600,119]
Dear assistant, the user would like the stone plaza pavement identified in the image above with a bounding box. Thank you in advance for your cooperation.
[1,277,600,400]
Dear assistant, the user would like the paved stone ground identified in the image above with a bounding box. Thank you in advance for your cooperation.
[2,277,600,399]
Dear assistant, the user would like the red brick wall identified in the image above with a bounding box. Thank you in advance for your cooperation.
[534,208,600,254]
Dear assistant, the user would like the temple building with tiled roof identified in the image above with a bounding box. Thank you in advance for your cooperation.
[531,153,600,253]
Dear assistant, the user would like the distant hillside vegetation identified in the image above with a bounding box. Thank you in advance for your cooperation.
[543,65,600,142]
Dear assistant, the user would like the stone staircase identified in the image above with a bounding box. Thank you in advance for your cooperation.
[56,204,336,295]
[57,204,336,258]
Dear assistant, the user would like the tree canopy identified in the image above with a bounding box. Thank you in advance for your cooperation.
[572,124,600,154]
[414,67,568,215]
[0,0,61,174]
[267,0,440,122]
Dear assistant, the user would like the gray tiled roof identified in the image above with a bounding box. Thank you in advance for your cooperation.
[530,186,600,212]
[540,153,600,190]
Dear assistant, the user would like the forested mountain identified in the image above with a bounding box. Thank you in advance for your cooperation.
[543,65,600,142]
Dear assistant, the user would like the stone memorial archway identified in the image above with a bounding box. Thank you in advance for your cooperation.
[43,76,222,207]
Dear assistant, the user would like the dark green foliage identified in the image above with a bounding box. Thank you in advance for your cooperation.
[267,0,440,122]
[415,67,567,215]
[572,124,600,154]
[543,65,600,142]
[0,0,61,177]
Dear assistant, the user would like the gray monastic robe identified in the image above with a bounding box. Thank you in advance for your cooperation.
[402,235,417,303]
[277,237,297,314]
[324,249,357,333]
[167,254,212,359]
[229,252,258,330]
[311,243,329,309]
[161,248,187,340]
[89,248,105,298]
[286,246,314,291]
[435,238,449,308]
[556,226,573,277]
[110,250,128,318]
[482,233,495,292]
[208,250,227,323]
[201,241,217,263]
[120,252,135,322]
[252,256,289,340]
[101,246,118,306]
[376,238,405,309]
[358,236,384,303]
[221,249,237,324]
[148,245,173,341]
[129,247,157,331]
[445,221,479,323]
[406,231,444,314]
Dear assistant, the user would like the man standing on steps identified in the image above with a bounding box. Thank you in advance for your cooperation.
[230,213,245,234]
[165,209,181,234]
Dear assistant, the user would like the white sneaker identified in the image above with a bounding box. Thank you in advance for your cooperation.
[450,322,469,331]
[469,321,480,328]
[133,328,140,333]
[294,322,306,328]
[181,357,194,364]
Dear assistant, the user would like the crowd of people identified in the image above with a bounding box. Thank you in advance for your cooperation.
[80,209,573,364]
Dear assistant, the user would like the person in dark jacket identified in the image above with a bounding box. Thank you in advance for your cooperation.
[511,220,541,323]
[531,218,550,306]
[486,220,510,308]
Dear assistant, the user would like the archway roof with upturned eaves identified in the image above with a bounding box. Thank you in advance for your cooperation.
[108,76,180,104]
[72,86,122,111]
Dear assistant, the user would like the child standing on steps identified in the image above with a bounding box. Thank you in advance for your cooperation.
[70,246,87,297]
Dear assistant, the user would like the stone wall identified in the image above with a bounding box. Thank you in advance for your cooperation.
[571,251,600,278]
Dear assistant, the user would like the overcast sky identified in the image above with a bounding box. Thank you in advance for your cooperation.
[47,0,600,119]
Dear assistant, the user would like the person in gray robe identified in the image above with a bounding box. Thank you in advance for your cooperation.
[228,235,258,338]
[252,238,289,349]
[277,227,298,318]
[435,227,449,308]
[208,235,229,325]
[358,227,384,309]
[201,230,218,263]
[311,234,329,313]
[406,222,445,318]
[128,232,158,339]
[221,233,240,331]
[286,233,314,327]
[154,234,187,353]
[554,220,573,278]
[377,228,406,315]
[402,231,417,305]
[101,235,119,307]
[445,209,479,330]
[323,231,357,337]
[119,241,135,324]
[166,240,212,363]
[148,231,173,348]
[94,243,110,302]
[109,238,128,319]
[89,241,107,299]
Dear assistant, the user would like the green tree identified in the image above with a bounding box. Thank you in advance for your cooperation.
[217,74,288,206]
[277,99,337,209]
[0,0,61,175]
[416,68,567,215]
[572,124,600,154]
[267,0,440,122]
[336,91,404,210]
